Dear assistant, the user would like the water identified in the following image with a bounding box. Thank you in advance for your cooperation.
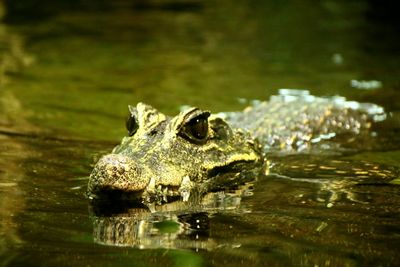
[1,1,400,266]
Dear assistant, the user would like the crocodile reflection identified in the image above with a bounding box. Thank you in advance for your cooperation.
[93,210,212,249]
[91,186,250,249]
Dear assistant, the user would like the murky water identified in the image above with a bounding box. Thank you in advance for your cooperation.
[1,1,400,266]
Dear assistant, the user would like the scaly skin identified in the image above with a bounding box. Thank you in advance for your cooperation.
[223,89,386,153]
[87,90,387,203]
[88,103,263,203]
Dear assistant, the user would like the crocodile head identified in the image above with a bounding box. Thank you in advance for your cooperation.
[87,103,263,203]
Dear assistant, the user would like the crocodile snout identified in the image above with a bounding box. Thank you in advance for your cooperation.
[87,154,150,199]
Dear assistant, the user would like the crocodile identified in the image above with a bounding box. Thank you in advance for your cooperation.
[87,89,391,204]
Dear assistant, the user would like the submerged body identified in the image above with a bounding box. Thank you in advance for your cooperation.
[87,90,389,203]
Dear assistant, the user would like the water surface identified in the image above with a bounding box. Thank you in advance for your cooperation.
[1,1,400,266]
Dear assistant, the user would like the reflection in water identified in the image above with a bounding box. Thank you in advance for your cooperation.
[0,4,33,262]
[89,153,400,257]
[89,156,400,265]
[93,210,212,249]
[269,156,400,205]
[0,0,399,266]
[90,185,251,249]
[0,134,25,264]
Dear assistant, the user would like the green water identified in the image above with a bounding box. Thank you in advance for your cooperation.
[1,1,400,266]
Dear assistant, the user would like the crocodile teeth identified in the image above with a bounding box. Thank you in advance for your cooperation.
[179,176,193,202]
[146,177,156,193]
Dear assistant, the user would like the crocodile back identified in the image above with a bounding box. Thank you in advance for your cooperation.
[224,90,388,154]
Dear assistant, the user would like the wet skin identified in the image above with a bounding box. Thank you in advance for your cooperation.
[87,103,263,203]
[87,90,388,204]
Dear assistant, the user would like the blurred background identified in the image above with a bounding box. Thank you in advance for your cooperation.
[1,0,399,141]
[1,1,400,266]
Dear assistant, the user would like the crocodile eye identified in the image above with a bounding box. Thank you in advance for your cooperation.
[126,114,139,136]
[187,117,208,139]
[179,110,210,144]
[126,105,139,136]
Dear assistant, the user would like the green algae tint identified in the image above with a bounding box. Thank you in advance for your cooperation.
[0,1,399,266]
